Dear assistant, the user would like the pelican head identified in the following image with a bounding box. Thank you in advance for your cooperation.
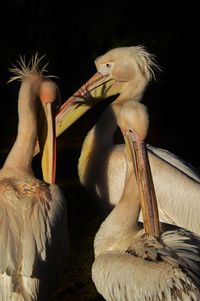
[95,46,157,103]
[117,100,149,143]
[118,100,160,237]
[38,78,59,183]
[9,54,59,183]
[53,45,159,138]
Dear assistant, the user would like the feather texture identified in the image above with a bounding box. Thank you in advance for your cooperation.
[77,46,200,238]
[0,54,68,300]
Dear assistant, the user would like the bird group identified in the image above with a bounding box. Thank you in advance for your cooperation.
[1,46,200,300]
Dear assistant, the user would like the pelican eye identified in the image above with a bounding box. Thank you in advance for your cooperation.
[98,63,113,75]
[129,128,133,133]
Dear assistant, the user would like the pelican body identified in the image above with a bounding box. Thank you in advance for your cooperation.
[92,100,200,301]
[51,45,200,236]
[78,47,200,235]
[0,57,67,301]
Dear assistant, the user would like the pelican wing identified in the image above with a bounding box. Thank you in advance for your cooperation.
[147,145,200,183]
[23,182,67,280]
[0,178,67,283]
[92,251,200,301]
[0,179,24,275]
[160,228,200,289]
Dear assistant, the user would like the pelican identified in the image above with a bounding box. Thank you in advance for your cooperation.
[51,45,200,236]
[0,56,67,300]
[92,100,200,301]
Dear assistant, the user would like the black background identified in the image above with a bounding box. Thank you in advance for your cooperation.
[0,1,200,300]
[0,0,200,167]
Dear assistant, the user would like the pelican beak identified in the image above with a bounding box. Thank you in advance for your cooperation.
[37,101,56,184]
[34,71,124,157]
[125,131,160,238]
[55,72,123,137]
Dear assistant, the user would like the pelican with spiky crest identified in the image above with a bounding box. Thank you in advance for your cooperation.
[45,45,200,235]
[0,55,67,301]
[92,100,200,301]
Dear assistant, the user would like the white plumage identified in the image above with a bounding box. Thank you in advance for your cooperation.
[92,100,200,301]
[0,56,67,301]
[75,46,200,235]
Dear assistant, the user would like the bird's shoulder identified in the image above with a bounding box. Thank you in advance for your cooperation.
[0,176,50,203]
[0,177,21,205]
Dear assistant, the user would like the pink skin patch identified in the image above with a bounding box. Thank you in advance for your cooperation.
[40,81,57,104]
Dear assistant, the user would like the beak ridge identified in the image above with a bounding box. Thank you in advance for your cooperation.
[126,131,160,238]
[38,102,56,184]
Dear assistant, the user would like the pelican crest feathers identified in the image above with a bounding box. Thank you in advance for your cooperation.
[97,45,161,81]
[128,45,161,81]
[7,53,55,83]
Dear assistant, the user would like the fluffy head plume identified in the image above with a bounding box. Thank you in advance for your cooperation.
[8,53,56,83]
[128,45,161,81]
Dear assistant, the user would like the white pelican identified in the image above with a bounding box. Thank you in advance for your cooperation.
[52,45,200,236]
[0,56,67,301]
[92,100,200,301]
